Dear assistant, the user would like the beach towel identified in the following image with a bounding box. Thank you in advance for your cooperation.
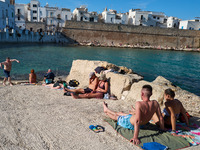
[141,142,168,150]
[104,118,190,149]
[170,122,200,146]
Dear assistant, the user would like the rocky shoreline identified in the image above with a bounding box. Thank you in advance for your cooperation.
[76,41,200,52]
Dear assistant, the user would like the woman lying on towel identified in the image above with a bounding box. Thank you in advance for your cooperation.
[71,73,108,99]
[152,88,189,135]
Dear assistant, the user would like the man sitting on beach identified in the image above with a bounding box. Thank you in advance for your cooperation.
[64,72,98,94]
[0,57,20,86]
[103,85,164,145]
[43,69,55,84]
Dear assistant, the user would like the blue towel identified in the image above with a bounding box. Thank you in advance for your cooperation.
[142,142,168,150]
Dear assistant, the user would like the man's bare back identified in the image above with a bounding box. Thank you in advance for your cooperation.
[130,100,161,126]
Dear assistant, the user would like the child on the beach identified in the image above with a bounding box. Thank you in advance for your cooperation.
[103,85,164,145]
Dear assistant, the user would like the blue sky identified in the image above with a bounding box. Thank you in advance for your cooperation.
[16,0,200,20]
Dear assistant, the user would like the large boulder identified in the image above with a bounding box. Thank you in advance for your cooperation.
[123,76,200,115]
[66,60,143,99]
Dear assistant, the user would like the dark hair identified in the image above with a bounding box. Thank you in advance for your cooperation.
[142,84,152,93]
[6,57,10,59]
[165,88,175,98]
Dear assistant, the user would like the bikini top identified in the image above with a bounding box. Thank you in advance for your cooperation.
[98,81,106,90]
[163,108,180,118]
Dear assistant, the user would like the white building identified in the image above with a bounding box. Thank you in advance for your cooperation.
[30,0,40,22]
[167,17,180,28]
[46,6,72,32]
[128,9,167,27]
[73,6,98,22]
[179,20,200,30]
[0,0,15,30]
[15,4,30,29]
[101,8,128,24]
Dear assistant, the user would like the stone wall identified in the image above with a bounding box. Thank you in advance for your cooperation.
[62,21,200,48]
[0,28,68,43]
[26,22,46,32]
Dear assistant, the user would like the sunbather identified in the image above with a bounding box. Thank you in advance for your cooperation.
[64,72,98,94]
[71,73,108,99]
[152,88,189,135]
[103,85,164,145]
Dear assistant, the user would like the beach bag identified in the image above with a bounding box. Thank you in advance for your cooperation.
[69,79,79,87]
[104,93,110,99]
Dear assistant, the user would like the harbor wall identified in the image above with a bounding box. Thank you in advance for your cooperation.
[0,28,68,43]
[62,21,200,48]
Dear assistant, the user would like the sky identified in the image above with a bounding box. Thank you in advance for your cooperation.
[15,0,200,20]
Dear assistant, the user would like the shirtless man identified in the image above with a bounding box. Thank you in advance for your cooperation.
[64,72,98,94]
[0,57,20,86]
[103,85,164,145]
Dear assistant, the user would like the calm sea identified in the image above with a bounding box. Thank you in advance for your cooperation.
[0,43,200,96]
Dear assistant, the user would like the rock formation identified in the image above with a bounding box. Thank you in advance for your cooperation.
[66,60,200,115]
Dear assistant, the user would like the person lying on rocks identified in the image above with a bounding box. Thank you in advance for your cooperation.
[152,88,189,135]
[103,85,164,145]
[71,73,108,99]
[64,72,99,95]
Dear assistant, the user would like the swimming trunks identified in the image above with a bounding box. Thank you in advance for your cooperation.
[84,87,93,93]
[117,114,134,130]
[163,108,180,118]
[4,70,10,78]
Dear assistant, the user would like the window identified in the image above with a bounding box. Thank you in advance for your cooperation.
[189,27,192,30]
[33,4,37,7]
[12,12,14,17]
[141,15,143,20]
[2,10,4,18]
[65,15,68,20]
[157,17,160,20]
[18,16,20,20]
[33,10,37,13]
[50,12,54,17]
[153,16,156,19]
[6,9,8,17]
[33,17,37,20]
[51,20,53,24]
[17,9,20,14]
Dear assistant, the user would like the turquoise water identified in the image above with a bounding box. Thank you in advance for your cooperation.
[0,43,200,96]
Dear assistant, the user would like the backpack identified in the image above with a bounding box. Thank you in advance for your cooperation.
[69,79,79,87]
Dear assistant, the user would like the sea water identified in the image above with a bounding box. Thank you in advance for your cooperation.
[0,43,199,96]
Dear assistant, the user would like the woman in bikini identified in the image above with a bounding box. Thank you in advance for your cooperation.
[152,88,189,134]
[71,73,108,99]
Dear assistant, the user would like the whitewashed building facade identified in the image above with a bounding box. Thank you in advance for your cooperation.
[0,0,15,30]
[128,9,167,27]
[15,4,30,29]
[179,20,200,30]
[167,17,180,28]
[46,6,72,32]
[73,6,98,22]
[101,8,128,24]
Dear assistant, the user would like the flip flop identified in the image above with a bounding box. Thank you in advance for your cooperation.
[89,125,105,133]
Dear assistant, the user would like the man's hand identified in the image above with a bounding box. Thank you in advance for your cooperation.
[17,60,20,63]
[130,138,141,145]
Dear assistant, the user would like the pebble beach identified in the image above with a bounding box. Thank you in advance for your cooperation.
[0,79,200,150]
